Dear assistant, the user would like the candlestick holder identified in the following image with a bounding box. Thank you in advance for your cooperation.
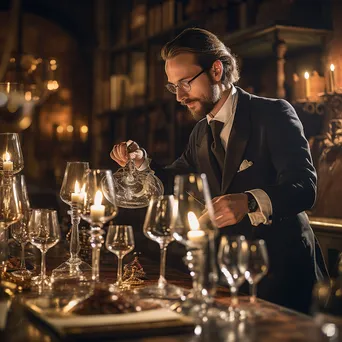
[80,169,118,282]
[52,162,92,280]
[171,173,219,318]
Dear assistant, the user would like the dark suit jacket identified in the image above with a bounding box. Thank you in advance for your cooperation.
[154,86,328,313]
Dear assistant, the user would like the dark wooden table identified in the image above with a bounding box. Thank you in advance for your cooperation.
[1,243,328,342]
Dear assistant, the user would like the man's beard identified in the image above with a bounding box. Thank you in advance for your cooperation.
[182,84,222,121]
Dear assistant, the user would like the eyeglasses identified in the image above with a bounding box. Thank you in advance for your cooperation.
[165,69,206,94]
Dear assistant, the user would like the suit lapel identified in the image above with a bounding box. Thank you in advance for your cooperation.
[197,124,222,197]
[221,87,251,194]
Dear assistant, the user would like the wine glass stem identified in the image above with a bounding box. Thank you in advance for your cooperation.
[90,229,104,282]
[41,251,46,280]
[158,246,168,288]
[0,224,8,273]
[230,286,239,309]
[20,243,26,270]
[69,205,81,262]
[250,283,257,304]
[117,256,123,287]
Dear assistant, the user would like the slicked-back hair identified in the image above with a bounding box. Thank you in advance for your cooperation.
[161,28,239,86]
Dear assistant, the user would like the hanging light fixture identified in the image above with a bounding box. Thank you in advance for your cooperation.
[0,0,60,131]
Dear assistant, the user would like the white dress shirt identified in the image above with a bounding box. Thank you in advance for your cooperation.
[206,85,272,226]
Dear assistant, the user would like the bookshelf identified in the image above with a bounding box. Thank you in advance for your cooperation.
[98,0,236,167]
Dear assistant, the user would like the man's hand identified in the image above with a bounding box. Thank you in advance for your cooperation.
[110,140,145,168]
[212,193,249,228]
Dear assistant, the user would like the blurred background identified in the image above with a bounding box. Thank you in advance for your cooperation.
[0,0,342,275]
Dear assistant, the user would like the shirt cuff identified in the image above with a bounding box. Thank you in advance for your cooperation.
[135,148,149,171]
[246,189,273,226]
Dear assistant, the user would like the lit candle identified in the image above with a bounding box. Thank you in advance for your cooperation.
[330,64,336,93]
[90,190,105,221]
[304,71,310,99]
[187,211,206,244]
[2,151,13,171]
[71,180,85,204]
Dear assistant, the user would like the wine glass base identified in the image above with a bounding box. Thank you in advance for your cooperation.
[51,259,92,280]
[171,293,227,321]
[11,269,32,279]
[31,275,53,293]
[135,283,184,300]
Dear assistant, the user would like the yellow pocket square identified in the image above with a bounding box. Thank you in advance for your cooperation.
[238,160,253,172]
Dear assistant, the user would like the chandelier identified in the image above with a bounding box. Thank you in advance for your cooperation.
[0,0,60,131]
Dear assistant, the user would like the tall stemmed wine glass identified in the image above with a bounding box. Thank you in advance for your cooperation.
[28,209,60,291]
[137,195,183,299]
[52,162,92,280]
[171,173,218,316]
[81,169,118,282]
[239,239,269,307]
[0,179,22,273]
[218,235,247,319]
[10,175,32,278]
[105,225,135,289]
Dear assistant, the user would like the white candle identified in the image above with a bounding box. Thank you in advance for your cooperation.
[187,211,206,244]
[3,151,13,171]
[304,71,310,99]
[90,190,105,221]
[71,180,85,204]
[330,64,336,93]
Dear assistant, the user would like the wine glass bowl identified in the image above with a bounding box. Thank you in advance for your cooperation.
[60,162,89,206]
[105,225,135,289]
[0,133,24,174]
[0,181,22,229]
[172,174,217,249]
[10,175,32,278]
[218,235,247,317]
[239,239,269,305]
[81,170,118,226]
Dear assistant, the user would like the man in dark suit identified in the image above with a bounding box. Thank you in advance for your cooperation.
[110,28,327,314]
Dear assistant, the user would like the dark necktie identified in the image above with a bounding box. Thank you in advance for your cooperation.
[209,120,225,170]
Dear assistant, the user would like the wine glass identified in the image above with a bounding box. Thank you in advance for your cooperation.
[10,175,32,278]
[171,173,219,316]
[80,169,118,282]
[136,195,183,299]
[28,209,60,291]
[0,133,24,176]
[0,179,22,274]
[52,162,92,280]
[105,225,135,288]
[239,239,269,306]
[218,235,247,319]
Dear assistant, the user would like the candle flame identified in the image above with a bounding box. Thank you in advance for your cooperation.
[3,151,11,162]
[188,211,200,230]
[304,72,310,80]
[330,64,335,72]
[94,190,103,206]
[74,180,80,193]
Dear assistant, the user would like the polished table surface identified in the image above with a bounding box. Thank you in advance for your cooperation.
[1,243,327,342]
